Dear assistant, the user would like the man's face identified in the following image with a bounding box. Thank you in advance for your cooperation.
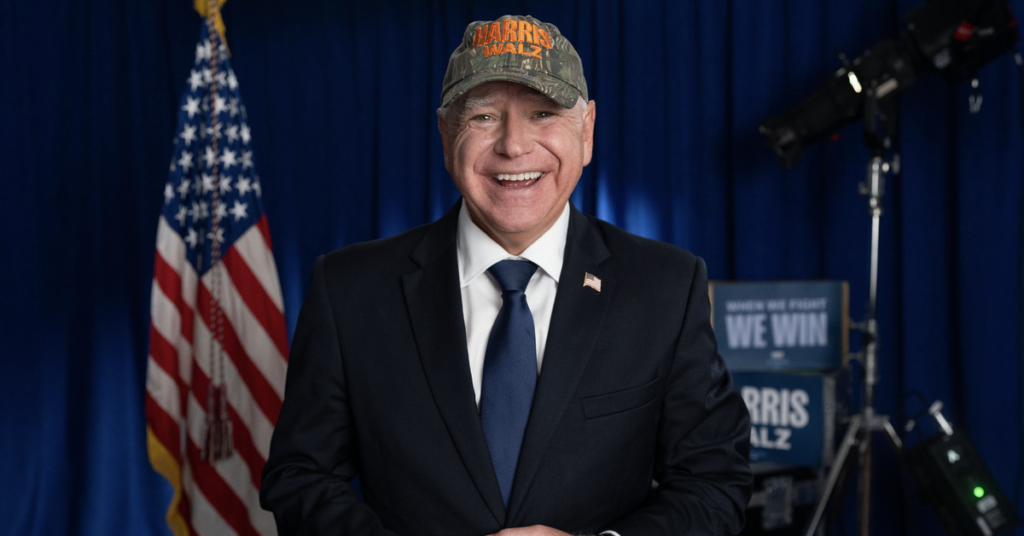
[439,81,596,254]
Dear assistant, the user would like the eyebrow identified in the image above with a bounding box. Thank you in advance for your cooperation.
[456,95,495,125]
[461,95,496,113]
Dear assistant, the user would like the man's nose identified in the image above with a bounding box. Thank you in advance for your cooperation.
[493,115,533,157]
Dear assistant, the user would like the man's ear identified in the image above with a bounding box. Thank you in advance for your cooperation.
[582,100,596,167]
[437,108,451,171]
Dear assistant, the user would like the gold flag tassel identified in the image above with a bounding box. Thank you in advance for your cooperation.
[202,384,234,461]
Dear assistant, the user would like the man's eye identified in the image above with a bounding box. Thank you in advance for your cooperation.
[534,110,557,119]
[472,114,493,122]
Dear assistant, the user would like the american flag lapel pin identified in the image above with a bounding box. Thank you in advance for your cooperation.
[583,272,602,293]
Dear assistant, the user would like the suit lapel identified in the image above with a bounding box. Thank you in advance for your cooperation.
[401,203,506,525]
[507,207,616,522]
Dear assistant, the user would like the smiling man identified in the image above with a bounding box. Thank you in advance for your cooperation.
[261,14,751,536]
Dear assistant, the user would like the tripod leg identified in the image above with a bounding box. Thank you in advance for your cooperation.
[858,426,872,536]
[804,415,863,536]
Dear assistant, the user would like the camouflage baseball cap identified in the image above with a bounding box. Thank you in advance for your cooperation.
[441,15,588,109]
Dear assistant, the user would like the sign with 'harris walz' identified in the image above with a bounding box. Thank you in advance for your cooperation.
[734,371,838,468]
[709,281,849,372]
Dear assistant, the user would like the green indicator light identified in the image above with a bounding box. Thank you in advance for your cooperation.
[973,487,985,498]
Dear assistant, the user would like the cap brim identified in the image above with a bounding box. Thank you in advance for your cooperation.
[441,68,581,109]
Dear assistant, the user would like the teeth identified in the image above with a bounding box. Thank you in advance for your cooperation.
[495,172,542,182]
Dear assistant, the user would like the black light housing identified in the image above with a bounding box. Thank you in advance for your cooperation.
[759,0,1019,168]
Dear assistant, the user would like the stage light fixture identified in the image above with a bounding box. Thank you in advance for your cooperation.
[759,0,1019,168]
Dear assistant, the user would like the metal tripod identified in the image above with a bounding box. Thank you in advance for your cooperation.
[803,89,905,536]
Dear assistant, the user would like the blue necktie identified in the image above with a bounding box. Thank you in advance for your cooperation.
[480,259,539,506]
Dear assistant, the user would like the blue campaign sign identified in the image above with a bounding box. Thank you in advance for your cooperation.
[734,371,836,468]
[710,281,848,372]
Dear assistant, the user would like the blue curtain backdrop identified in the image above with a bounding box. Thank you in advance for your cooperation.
[2,0,1023,534]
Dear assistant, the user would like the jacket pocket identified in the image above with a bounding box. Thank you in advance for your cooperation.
[581,376,661,419]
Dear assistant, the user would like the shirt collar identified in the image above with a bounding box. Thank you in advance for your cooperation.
[457,200,570,287]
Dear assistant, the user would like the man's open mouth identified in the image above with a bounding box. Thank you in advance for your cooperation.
[493,171,543,187]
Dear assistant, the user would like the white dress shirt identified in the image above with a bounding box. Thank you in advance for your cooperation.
[457,200,569,406]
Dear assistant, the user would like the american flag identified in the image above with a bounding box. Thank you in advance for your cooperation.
[146,19,285,536]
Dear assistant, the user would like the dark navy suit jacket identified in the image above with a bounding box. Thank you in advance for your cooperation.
[260,203,752,535]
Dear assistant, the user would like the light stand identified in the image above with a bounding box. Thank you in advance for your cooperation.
[802,85,905,536]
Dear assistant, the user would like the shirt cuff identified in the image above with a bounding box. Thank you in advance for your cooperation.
[599,532,621,536]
